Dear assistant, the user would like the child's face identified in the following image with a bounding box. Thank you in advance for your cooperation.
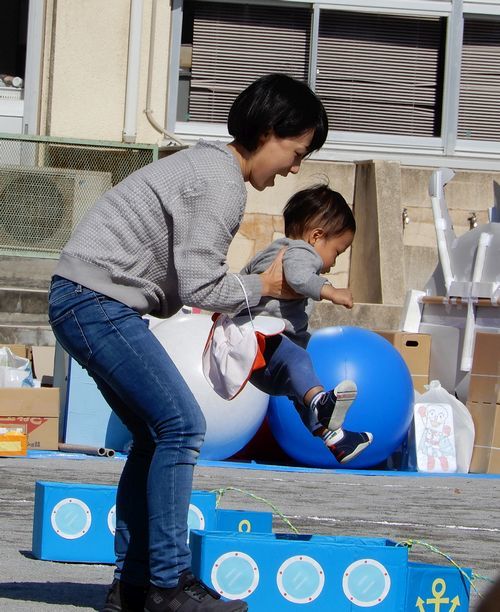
[306,229,354,273]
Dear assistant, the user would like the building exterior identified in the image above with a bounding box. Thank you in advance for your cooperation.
[1,0,499,300]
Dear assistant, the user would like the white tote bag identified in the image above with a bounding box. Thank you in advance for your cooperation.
[202,275,284,400]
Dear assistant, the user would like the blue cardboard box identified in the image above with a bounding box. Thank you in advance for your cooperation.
[190,531,409,610]
[32,481,217,563]
[190,530,471,611]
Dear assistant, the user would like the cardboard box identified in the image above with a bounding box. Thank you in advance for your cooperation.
[376,331,431,393]
[1,344,28,358]
[467,331,500,473]
[0,388,59,450]
[468,331,500,405]
[31,346,55,381]
[467,401,500,473]
[0,427,27,456]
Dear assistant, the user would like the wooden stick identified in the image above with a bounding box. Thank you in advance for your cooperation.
[419,296,499,307]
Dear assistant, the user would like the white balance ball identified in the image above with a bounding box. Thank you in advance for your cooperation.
[148,312,269,460]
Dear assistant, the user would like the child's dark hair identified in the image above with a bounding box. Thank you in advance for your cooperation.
[283,184,356,239]
[228,74,328,154]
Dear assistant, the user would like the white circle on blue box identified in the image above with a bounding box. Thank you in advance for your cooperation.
[50,498,92,540]
[342,559,391,606]
[187,504,205,542]
[211,551,259,600]
[276,555,325,604]
[108,505,116,536]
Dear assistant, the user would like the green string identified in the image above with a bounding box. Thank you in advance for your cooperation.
[396,538,494,598]
[210,486,299,534]
[210,487,492,600]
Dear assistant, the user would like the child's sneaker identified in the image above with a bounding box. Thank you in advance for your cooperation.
[314,380,357,431]
[317,427,373,464]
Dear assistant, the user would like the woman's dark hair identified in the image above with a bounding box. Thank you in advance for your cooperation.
[228,74,328,153]
[283,184,356,239]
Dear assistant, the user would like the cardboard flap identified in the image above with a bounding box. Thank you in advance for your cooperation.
[0,388,59,417]
[471,331,500,376]
[31,346,55,380]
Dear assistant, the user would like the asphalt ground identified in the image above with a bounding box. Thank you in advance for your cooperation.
[0,454,499,611]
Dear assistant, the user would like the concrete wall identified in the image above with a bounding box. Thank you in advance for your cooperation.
[236,163,500,308]
[40,0,170,144]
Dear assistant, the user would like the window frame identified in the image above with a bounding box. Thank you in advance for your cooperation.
[166,0,500,169]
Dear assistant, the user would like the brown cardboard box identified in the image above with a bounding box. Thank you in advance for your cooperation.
[467,331,500,474]
[1,344,28,358]
[376,331,431,393]
[0,388,59,450]
[468,400,500,473]
[468,331,500,405]
[30,346,55,380]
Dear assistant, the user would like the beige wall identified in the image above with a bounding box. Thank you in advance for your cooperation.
[41,0,170,143]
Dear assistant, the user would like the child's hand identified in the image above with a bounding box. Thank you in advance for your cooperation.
[320,283,353,309]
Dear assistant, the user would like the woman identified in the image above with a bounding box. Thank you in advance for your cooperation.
[48,73,328,612]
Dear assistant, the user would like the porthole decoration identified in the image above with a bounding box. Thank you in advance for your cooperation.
[187,503,205,542]
[50,498,92,540]
[107,505,116,536]
[211,551,259,600]
[342,559,391,607]
[276,555,325,604]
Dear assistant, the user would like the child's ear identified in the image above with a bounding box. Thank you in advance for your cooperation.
[308,228,325,245]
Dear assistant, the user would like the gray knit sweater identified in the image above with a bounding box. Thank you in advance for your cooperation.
[55,140,263,318]
[241,237,327,348]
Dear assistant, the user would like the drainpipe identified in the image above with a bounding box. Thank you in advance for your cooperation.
[145,0,184,146]
[123,0,143,143]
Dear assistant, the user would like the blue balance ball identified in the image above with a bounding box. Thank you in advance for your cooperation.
[268,326,414,469]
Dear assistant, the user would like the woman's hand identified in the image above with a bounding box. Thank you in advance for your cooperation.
[260,248,301,299]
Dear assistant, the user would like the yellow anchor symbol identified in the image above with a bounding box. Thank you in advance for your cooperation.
[416,578,461,611]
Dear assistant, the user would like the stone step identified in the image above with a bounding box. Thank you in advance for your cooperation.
[0,286,53,346]
[0,303,404,348]
[0,255,57,289]
[0,323,55,347]
[0,286,49,318]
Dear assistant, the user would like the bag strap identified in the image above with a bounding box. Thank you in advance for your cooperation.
[231,274,255,330]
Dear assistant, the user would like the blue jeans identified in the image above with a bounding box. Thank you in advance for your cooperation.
[250,334,322,431]
[48,276,206,588]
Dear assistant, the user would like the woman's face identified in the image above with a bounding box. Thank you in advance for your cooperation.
[246,130,314,191]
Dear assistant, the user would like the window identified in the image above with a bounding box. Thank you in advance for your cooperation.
[0,0,29,95]
[180,1,311,123]
[457,16,500,141]
[316,10,445,136]
[172,0,500,162]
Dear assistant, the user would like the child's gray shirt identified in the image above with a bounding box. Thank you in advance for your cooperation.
[241,237,327,348]
[54,140,263,318]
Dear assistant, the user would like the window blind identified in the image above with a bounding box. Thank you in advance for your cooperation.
[316,10,444,137]
[457,17,500,141]
[188,2,311,123]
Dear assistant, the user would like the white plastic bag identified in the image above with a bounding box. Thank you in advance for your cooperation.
[408,380,475,473]
[0,347,34,388]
